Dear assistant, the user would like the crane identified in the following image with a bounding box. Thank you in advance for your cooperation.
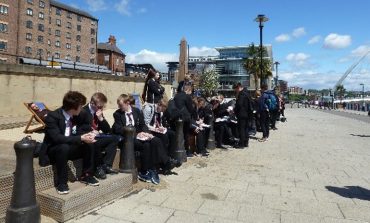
[334,50,370,91]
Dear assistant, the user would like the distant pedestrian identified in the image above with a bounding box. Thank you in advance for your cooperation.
[233,83,252,149]
[258,84,270,142]
[142,69,165,104]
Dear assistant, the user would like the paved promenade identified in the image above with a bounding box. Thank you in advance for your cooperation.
[62,108,370,223]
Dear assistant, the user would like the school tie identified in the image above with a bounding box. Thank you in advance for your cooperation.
[92,113,99,130]
[126,112,133,126]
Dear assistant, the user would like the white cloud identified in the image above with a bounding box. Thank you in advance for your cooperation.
[118,38,125,44]
[125,49,177,72]
[115,0,131,16]
[285,53,314,70]
[338,44,370,63]
[275,34,291,43]
[86,0,106,12]
[308,35,321,44]
[323,33,352,49]
[350,45,370,57]
[137,8,147,14]
[69,3,79,9]
[292,27,306,38]
[279,70,342,89]
[286,53,310,61]
[189,47,219,56]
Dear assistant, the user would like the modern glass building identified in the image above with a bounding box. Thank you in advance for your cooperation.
[166,44,273,96]
[215,45,273,95]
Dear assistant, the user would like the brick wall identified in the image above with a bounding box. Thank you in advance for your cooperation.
[0,0,19,63]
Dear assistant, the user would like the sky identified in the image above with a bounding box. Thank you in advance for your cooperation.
[60,0,370,91]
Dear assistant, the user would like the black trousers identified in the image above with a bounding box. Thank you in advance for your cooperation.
[183,121,191,152]
[260,111,270,138]
[190,129,206,153]
[237,118,249,147]
[214,122,229,146]
[152,129,176,158]
[48,143,95,185]
[94,135,120,167]
[270,109,278,128]
[134,137,168,172]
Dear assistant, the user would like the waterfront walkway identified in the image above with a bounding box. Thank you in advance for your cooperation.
[65,108,370,223]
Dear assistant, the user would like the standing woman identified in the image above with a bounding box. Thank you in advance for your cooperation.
[142,69,165,104]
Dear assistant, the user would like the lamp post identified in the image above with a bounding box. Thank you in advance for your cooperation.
[255,14,269,88]
[274,61,280,89]
[360,83,365,111]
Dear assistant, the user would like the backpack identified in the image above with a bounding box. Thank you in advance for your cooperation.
[266,92,278,111]
[166,99,182,122]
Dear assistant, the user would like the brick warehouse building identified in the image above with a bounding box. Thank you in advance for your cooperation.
[97,35,125,75]
[0,0,98,64]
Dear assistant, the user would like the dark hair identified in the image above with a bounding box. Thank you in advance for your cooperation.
[142,69,157,102]
[233,82,242,89]
[91,92,107,104]
[261,84,268,91]
[62,91,86,111]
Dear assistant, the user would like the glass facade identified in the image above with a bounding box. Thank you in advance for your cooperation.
[166,45,273,96]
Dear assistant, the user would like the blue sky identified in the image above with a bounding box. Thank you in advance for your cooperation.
[61,0,370,90]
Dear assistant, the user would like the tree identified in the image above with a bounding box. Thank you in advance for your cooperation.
[335,85,346,102]
[199,69,218,97]
[243,43,272,90]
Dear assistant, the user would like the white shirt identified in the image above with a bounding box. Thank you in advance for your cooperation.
[88,103,95,115]
[125,106,135,126]
[62,109,72,136]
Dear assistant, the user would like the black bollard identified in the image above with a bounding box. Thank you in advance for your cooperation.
[207,114,216,150]
[173,119,187,163]
[6,137,40,223]
[119,126,137,183]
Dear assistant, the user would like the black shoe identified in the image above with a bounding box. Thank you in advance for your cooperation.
[80,174,100,186]
[94,166,107,180]
[200,151,209,157]
[56,184,70,195]
[103,165,119,175]
[234,144,247,149]
[186,151,194,158]
[272,127,278,130]
[217,144,227,149]
[165,158,181,170]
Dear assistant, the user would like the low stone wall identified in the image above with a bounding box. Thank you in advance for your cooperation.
[0,64,172,117]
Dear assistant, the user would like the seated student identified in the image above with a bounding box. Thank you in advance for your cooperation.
[213,95,235,148]
[112,94,179,185]
[142,99,176,158]
[76,92,120,180]
[43,91,99,195]
[174,85,195,157]
[197,97,212,151]
[30,102,50,121]
[190,97,209,156]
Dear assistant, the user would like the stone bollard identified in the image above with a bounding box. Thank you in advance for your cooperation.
[6,137,40,223]
[207,114,216,150]
[173,119,187,163]
[119,126,137,183]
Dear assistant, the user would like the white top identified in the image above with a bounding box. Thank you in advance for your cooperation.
[62,109,72,136]
[125,106,135,126]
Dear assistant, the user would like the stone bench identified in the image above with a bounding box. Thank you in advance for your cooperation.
[0,149,134,222]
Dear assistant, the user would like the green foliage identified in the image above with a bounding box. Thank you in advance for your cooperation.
[243,43,272,89]
[335,84,346,100]
[200,69,218,96]
[288,94,308,102]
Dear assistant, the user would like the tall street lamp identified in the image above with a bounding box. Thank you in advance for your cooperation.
[274,61,280,89]
[360,83,365,111]
[255,14,269,88]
